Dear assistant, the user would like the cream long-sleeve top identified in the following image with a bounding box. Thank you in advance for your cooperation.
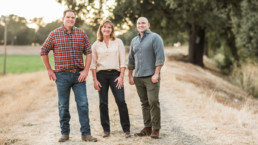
[90,38,126,72]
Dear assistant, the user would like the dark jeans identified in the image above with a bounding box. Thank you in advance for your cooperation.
[134,76,161,130]
[97,70,130,132]
[55,71,91,136]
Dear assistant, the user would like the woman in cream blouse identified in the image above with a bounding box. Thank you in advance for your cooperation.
[90,20,130,138]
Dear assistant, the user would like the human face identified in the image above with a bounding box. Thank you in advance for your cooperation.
[62,12,76,30]
[137,17,150,33]
[101,23,113,37]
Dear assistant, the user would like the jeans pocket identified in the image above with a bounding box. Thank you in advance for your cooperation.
[55,72,68,82]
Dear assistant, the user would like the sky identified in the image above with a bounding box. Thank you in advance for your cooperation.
[0,0,67,23]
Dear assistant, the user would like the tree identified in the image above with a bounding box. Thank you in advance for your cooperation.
[80,23,97,44]
[56,0,112,29]
[0,15,36,45]
[30,17,45,30]
[233,0,258,58]
[0,24,4,44]
[112,0,225,67]
[35,20,63,44]
[112,0,180,42]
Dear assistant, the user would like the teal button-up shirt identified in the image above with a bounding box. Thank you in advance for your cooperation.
[128,29,165,77]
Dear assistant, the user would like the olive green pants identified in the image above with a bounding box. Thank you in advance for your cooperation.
[134,76,161,130]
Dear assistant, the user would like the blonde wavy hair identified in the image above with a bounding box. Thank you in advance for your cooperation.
[97,20,116,41]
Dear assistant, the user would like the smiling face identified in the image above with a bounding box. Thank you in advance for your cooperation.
[101,23,113,37]
[97,20,116,41]
[137,17,150,34]
[62,11,76,30]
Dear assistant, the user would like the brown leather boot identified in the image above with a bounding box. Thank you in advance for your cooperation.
[150,129,160,139]
[58,135,69,142]
[124,132,131,138]
[134,127,152,136]
[103,132,110,138]
[81,135,97,142]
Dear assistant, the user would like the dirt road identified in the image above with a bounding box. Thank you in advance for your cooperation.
[1,60,257,145]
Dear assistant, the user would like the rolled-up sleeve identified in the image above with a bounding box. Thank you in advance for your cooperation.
[40,32,54,56]
[128,39,135,70]
[153,34,165,66]
[118,39,126,68]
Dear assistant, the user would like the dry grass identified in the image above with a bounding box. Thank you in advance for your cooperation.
[163,61,258,145]
[0,45,257,144]
[231,61,258,98]
[0,71,56,125]
[0,71,57,144]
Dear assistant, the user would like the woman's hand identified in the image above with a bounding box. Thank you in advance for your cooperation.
[115,76,124,89]
[94,80,102,91]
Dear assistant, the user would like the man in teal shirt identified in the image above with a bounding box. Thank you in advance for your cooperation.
[128,17,165,139]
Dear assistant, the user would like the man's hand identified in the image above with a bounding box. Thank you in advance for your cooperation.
[78,70,88,82]
[129,75,134,85]
[114,76,124,89]
[47,69,56,81]
[151,74,159,83]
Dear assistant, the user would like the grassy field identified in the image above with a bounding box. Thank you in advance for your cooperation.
[0,55,54,74]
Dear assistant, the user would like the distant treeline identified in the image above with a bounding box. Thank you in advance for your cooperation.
[0,15,97,46]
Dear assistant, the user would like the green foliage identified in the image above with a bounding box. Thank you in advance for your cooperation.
[112,0,240,66]
[230,61,258,98]
[80,23,97,44]
[35,20,63,45]
[56,0,112,29]
[0,15,36,45]
[0,25,4,43]
[233,0,258,57]
[56,0,92,27]
[112,0,180,43]
[213,44,234,74]
[117,27,138,46]
[0,55,54,74]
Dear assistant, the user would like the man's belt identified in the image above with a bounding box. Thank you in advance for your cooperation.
[63,69,81,73]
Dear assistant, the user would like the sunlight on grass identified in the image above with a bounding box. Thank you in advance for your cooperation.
[0,55,54,74]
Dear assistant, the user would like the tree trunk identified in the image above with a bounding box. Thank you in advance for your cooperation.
[225,11,240,66]
[188,24,205,67]
[226,27,240,66]
[204,39,208,57]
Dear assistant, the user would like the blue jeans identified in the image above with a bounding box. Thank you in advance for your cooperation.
[55,71,91,136]
[97,70,130,132]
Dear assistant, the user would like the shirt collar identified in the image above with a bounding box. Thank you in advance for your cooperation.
[62,25,74,34]
[138,29,152,37]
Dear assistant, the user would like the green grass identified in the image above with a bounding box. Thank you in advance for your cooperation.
[0,55,54,74]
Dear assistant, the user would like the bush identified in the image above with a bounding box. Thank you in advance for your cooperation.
[230,60,258,98]
[212,45,234,74]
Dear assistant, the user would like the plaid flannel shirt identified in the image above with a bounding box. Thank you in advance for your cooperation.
[41,25,92,72]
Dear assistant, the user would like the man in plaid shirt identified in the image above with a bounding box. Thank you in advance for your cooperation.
[41,9,97,142]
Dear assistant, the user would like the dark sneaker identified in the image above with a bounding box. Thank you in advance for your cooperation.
[134,127,152,136]
[103,132,110,138]
[125,132,131,138]
[150,129,160,139]
[81,135,97,142]
[58,135,69,142]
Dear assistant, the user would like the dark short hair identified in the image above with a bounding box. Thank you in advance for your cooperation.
[63,9,76,17]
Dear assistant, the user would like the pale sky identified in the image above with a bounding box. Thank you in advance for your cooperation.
[0,0,67,23]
